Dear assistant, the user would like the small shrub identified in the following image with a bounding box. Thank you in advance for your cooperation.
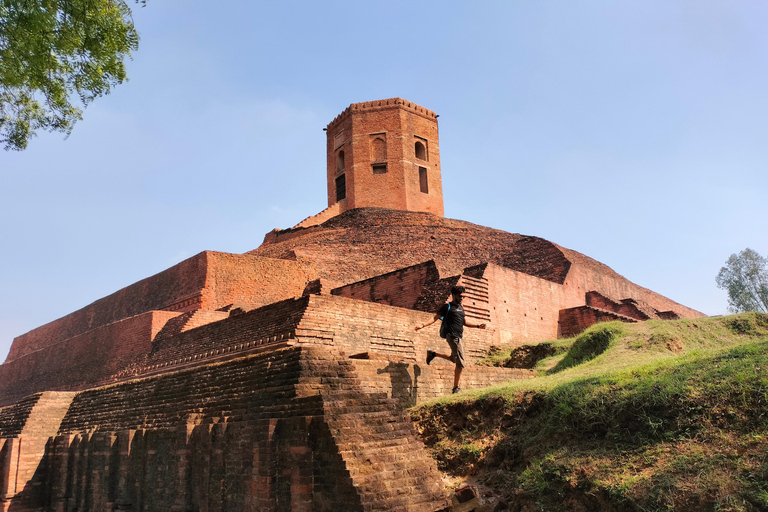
[550,324,623,373]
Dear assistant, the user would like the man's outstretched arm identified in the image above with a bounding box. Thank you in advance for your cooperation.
[464,318,486,329]
[415,314,441,331]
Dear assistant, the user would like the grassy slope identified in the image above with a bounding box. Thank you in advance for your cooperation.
[410,313,768,512]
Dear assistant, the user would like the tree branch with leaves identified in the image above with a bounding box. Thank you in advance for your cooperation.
[0,0,139,150]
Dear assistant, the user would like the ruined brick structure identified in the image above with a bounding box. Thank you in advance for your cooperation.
[0,98,704,511]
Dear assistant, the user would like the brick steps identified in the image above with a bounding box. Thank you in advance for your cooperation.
[0,393,41,437]
[59,348,309,433]
[458,275,489,299]
[321,389,449,512]
[458,274,491,323]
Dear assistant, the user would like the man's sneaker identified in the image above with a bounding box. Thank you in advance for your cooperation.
[452,386,461,394]
[426,350,436,365]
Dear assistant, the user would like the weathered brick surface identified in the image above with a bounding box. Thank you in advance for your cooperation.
[0,311,180,406]
[298,294,496,363]
[252,208,704,327]
[326,98,444,217]
[0,346,451,511]
[559,247,701,319]
[291,200,345,229]
[482,262,571,343]
[252,207,534,285]
[0,392,75,509]
[349,359,534,407]
[7,252,313,364]
[203,251,314,312]
[7,253,209,362]
[113,297,310,382]
[0,394,40,438]
[332,260,441,309]
[558,306,637,338]
[585,291,657,321]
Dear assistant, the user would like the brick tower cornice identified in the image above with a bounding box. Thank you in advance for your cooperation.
[326,97,438,131]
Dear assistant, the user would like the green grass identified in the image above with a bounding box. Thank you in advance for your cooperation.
[410,313,768,511]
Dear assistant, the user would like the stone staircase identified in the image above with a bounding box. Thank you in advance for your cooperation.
[297,348,450,511]
[0,392,76,511]
[322,391,449,511]
[152,309,230,340]
[457,274,491,324]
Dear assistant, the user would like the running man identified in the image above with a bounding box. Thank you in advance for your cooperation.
[414,285,486,393]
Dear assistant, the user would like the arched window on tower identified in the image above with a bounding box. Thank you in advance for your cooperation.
[415,140,426,160]
[335,174,346,201]
[337,151,345,172]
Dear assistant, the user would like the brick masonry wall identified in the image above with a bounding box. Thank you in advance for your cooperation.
[558,306,636,338]
[326,99,444,217]
[331,260,440,309]
[297,294,496,363]
[0,346,449,511]
[0,394,40,438]
[0,311,180,406]
[350,359,535,406]
[6,252,312,372]
[292,200,345,229]
[561,255,705,320]
[0,392,75,508]
[7,252,209,362]
[482,263,571,344]
[585,291,650,321]
[204,252,315,311]
[252,209,704,326]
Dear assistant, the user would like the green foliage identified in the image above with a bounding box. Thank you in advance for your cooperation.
[717,248,768,314]
[0,0,139,150]
[412,314,768,511]
[550,323,624,373]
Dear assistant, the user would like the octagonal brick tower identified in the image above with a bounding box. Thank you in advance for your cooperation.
[326,98,444,217]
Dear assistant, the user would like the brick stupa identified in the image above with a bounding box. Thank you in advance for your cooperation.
[0,98,703,511]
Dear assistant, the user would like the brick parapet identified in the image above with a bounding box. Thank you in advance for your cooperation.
[326,98,438,132]
[7,252,210,362]
[0,311,180,407]
[6,252,314,365]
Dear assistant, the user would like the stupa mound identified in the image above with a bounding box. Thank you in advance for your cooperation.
[0,98,704,511]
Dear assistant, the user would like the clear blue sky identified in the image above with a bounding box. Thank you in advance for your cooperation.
[2,1,767,360]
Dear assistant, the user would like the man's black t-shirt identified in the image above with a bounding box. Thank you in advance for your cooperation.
[438,302,465,338]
